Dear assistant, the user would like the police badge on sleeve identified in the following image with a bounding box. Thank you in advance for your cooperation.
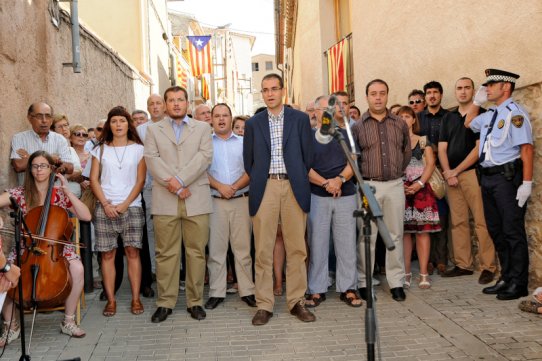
[511,115,524,128]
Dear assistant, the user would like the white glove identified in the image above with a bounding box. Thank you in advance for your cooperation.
[473,86,488,106]
[516,181,532,207]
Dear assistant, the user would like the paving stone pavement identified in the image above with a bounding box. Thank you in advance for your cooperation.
[1,266,541,361]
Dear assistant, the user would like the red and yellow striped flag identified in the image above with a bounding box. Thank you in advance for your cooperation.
[201,75,210,100]
[326,38,348,94]
[176,56,188,88]
[187,35,212,77]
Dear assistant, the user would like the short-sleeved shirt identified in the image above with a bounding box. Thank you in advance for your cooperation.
[6,186,78,262]
[208,132,249,197]
[418,107,449,146]
[90,143,144,207]
[310,128,355,197]
[10,130,72,185]
[439,107,485,170]
[470,98,532,167]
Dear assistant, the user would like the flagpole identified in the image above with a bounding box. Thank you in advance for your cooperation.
[210,34,217,105]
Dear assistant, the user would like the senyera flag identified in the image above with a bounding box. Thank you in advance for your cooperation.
[187,35,212,77]
[326,38,347,94]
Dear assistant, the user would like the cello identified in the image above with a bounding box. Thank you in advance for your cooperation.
[9,171,73,309]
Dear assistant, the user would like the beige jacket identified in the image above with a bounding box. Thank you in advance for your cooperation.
[144,117,213,217]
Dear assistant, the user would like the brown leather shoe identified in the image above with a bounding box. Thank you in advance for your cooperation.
[478,270,495,285]
[252,309,273,326]
[442,266,474,277]
[131,299,144,315]
[290,301,316,322]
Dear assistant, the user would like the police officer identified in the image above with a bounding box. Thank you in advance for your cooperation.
[466,69,533,300]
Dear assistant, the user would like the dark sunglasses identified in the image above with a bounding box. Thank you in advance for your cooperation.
[96,127,104,131]
[73,132,89,138]
[409,99,423,105]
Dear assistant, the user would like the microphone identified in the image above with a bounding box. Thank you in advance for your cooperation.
[9,196,19,211]
[315,95,337,144]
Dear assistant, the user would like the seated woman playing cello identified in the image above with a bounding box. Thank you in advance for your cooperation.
[0,150,91,345]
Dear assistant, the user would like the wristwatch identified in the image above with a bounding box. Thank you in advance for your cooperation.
[416,180,425,188]
[338,175,346,183]
[0,262,11,273]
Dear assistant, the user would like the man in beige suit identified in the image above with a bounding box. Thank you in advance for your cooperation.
[144,86,213,322]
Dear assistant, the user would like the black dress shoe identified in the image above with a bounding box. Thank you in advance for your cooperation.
[252,309,273,326]
[482,279,507,294]
[441,266,474,277]
[141,286,155,298]
[151,307,172,323]
[241,295,257,307]
[358,287,367,301]
[390,287,406,302]
[204,297,224,310]
[496,283,529,301]
[187,305,206,320]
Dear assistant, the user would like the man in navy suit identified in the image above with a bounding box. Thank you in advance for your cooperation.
[243,73,315,325]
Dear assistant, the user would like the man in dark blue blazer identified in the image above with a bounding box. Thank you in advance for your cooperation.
[243,73,315,326]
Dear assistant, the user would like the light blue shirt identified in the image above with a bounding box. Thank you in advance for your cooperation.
[208,132,248,197]
[170,116,190,143]
[137,121,153,189]
[471,98,532,167]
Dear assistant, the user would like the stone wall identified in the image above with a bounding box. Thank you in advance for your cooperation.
[0,1,150,192]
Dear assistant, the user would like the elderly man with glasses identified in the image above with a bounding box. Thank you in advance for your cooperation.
[10,102,73,185]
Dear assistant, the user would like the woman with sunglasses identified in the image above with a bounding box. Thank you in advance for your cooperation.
[70,124,91,193]
[51,115,83,198]
[90,106,146,317]
[0,151,91,345]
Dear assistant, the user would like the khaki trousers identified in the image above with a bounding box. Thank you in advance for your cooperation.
[357,178,405,289]
[153,199,209,309]
[252,179,308,312]
[208,196,255,298]
[447,169,496,272]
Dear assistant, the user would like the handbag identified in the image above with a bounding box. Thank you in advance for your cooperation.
[419,136,446,199]
[79,144,103,218]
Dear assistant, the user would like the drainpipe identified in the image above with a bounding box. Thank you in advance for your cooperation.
[60,0,81,73]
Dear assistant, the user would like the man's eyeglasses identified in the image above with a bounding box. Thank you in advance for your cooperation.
[261,87,282,94]
[96,127,104,131]
[30,113,53,120]
[409,99,423,105]
[73,132,88,138]
[31,163,51,170]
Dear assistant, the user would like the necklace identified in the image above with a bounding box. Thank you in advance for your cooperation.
[112,141,128,170]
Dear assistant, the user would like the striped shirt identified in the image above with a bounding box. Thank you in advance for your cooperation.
[352,111,411,181]
[268,107,287,174]
[10,130,72,185]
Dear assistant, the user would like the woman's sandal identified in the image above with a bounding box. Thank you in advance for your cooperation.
[404,273,412,289]
[131,299,144,315]
[305,293,326,308]
[340,290,363,308]
[103,300,117,317]
[419,274,431,289]
[519,300,542,315]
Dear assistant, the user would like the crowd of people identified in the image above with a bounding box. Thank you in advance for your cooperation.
[0,68,538,345]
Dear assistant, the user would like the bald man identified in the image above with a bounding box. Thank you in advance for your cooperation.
[194,104,212,126]
[147,94,166,123]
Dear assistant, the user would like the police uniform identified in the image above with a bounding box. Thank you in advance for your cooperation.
[470,69,533,300]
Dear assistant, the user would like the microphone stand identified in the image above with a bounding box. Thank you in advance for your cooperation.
[326,124,395,361]
[9,198,31,361]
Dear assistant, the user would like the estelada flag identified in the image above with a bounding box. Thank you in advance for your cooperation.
[187,35,212,77]
[326,38,348,93]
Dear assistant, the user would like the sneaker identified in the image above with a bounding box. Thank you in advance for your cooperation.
[179,281,186,291]
[60,321,86,338]
[0,322,20,347]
